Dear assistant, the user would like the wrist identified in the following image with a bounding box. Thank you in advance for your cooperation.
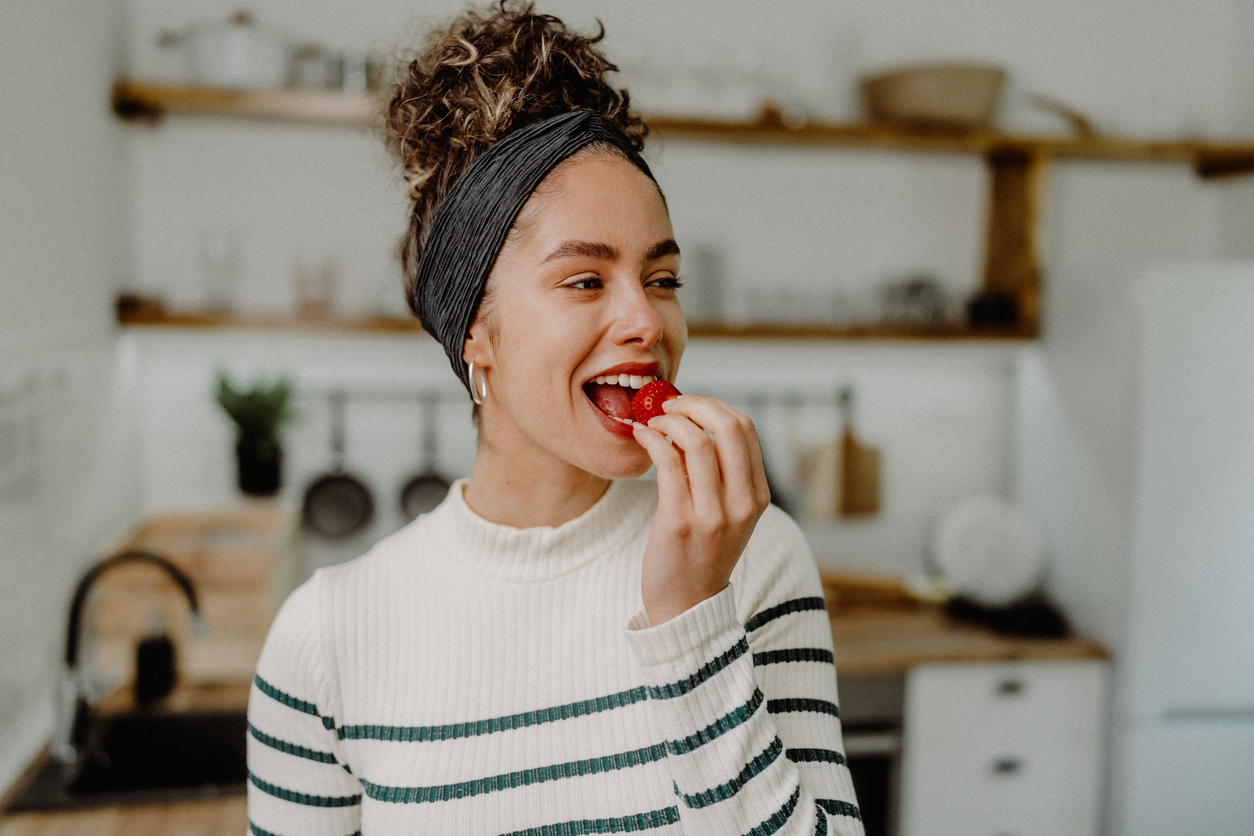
[642,582,729,626]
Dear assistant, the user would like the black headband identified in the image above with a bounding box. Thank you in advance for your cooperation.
[411,110,656,394]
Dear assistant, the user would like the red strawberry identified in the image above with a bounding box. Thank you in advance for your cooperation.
[631,380,682,424]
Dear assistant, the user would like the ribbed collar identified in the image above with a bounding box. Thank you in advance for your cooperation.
[423,478,654,583]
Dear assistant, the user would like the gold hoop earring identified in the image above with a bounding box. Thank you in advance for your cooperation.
[467,361,487,405]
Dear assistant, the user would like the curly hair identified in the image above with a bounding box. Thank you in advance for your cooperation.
[383,1,648,316]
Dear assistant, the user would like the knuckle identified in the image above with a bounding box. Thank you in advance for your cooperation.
[729,502,755,527]
[694,514,724,537]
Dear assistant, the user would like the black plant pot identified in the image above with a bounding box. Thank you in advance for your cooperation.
[236,436,282,497]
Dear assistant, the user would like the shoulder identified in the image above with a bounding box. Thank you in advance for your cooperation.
[307,513,438,598]
[263,516,439,652]
[729,504,827,630]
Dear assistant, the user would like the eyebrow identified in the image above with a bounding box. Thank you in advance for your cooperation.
[542,240,618,263]
[540,239,681,264]
[647,239,681,261]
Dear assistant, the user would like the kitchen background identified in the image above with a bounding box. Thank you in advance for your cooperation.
[4,0,1254,834]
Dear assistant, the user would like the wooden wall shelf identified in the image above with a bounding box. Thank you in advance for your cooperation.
[115,307,1034,342]
[111,79,1254,177]
[112,79,1254,342]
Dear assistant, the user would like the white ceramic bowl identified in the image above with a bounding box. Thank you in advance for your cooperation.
[860,64,1006,130]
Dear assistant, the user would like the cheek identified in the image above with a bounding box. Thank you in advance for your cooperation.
[661,302,687,359]
[494,297,593,394]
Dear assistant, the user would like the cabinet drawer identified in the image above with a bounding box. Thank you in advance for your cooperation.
[899,661,1106,836]
[901,720,1074,835]
[904,660,1104,747]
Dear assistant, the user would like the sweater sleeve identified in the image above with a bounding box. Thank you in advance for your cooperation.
[246,573,363,836]
[624,508,864,836]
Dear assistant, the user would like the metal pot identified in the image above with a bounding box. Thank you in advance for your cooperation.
[399,394,451,521]
[302,390,373,539]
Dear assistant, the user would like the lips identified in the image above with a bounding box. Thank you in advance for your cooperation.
[581,365,663,427]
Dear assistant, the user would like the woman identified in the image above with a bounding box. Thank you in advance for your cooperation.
[246,4,863,834]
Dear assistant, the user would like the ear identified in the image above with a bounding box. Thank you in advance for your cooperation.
[461,317,494,370]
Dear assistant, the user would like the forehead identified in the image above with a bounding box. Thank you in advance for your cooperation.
[510,153,672,253]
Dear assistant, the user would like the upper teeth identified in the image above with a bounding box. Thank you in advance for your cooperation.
[594,374,656,388]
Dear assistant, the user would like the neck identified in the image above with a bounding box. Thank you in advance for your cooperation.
[463,414,611,529]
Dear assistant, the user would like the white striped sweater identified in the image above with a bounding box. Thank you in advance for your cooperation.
[247,478,863,836]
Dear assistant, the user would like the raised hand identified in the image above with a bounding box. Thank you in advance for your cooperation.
[631,396,772,625]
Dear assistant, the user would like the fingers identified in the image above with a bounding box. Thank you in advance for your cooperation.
[652,396,770,520]
[646,411,724,521]
[631,421,692,515]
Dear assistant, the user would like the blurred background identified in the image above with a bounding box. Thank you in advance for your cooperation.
[3,1,1254,834]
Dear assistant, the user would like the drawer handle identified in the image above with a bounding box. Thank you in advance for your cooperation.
[991,757,1023,776]
[996,679,1026,697]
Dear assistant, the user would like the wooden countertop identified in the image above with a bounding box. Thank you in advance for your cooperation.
[94,681,252,716]
[829,604,1109,676]
[0,797,246,836]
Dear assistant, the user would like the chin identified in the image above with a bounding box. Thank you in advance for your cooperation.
[576,440,654,481]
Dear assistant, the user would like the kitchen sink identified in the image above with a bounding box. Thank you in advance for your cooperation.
[3,709,247,811]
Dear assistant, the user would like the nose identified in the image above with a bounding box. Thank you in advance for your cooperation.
[607,279,664,347]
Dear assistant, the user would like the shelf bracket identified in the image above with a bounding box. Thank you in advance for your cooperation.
[981,148,1049,334]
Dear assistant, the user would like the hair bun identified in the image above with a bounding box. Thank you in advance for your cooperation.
[384,1,646,204]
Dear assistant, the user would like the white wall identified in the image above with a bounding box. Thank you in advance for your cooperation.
[0,1,138,794]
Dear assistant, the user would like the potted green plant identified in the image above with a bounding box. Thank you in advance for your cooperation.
[215,374,293,497]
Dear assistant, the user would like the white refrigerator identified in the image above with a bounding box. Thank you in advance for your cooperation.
[1118,263,1254,835]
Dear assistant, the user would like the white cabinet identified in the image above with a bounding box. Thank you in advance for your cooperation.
[898,660,1107,836]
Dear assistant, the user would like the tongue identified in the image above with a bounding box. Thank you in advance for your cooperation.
[585,383,634,421]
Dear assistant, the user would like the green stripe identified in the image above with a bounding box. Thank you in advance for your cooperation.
[361,742,669,804]
[249,824,360,836]
[813,806,828,836]
[817,799,861,820]
[785,748,847,767]
[745,597,826,633]
[339,686,649,742]
[648,637,747,700]
[668,688,763,756]
[499,806,681,836]
[752,648,834,666]
[254,675,321,718]
[743,786,799,836]
[248,771,361,807]
[249,722,338,764]
[767,698,839,718]
[678,736,782,809]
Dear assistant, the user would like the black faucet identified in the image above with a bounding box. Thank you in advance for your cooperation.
[55,550,202,763]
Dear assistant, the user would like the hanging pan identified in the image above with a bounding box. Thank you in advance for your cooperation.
[302,389,374,538]
[399,392,452,521]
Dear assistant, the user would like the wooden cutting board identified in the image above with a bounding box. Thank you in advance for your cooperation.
[840,424,880,516]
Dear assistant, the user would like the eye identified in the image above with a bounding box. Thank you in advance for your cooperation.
[648,274,683,290]
[565,274,603,290]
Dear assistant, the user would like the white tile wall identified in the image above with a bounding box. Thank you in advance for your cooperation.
[126,329,1021,580]
[0,347,142,792]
